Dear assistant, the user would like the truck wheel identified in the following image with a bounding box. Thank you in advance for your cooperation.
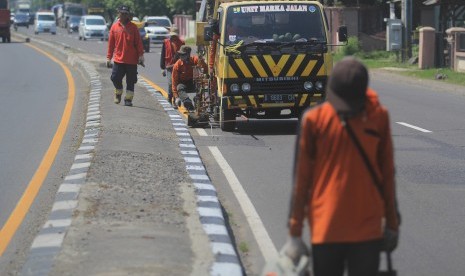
[220,108,236,131]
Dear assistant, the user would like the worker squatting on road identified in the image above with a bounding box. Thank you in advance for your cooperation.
[160,27,185,107]
[171,45,207,111]
[106,5,144,107]
[284,57,400,276]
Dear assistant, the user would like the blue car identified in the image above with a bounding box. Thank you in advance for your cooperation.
[14,13,29,30]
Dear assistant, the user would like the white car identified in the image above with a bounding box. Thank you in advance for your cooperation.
[142,16,172,44]
[78,15,108,41]
[34,12,56,35]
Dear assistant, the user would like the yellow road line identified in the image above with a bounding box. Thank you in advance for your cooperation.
[140,75,188,117]
[0,43,75,256]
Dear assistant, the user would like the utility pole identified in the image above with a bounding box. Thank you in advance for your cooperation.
[401,0,412,61]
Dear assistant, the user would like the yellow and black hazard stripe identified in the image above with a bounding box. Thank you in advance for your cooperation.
[227,54,326,79]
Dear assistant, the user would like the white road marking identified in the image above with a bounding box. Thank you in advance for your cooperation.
[196,128,208,136]
[208,146,278,262]
[396,122,432,133]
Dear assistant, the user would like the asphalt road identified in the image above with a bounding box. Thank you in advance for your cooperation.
[13,25,465,275]
[0,34,86,274]
[0,39,70,229]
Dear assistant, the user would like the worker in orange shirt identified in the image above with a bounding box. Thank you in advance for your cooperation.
[284,57,400,276]
[106,5,144,107]
[160,27,184,107]
[171,45,207,111]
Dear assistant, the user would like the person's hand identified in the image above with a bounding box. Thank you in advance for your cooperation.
[138,55,145,67]
[106,59,112,68]
[161,69,166,77]
[282,236,308,265]
[383,228,399,252]
[175,97,182,107]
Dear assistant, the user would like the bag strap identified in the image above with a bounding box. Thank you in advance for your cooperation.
[340,115,383,197]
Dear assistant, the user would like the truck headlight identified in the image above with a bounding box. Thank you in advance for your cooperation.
[242,83,251,92]
[304,81,313,91]
[315,81,324,91]
[230,83,240,93]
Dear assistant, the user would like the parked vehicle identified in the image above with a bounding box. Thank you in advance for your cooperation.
[57,2,85,28]
[34,11,56,35]
[0,8,11,43]
[10,12,14,24]
[142,16,171,44]
[78,15,108,41]
[67,15,80,33]
[15,0,30,14]
[13,12,29,30]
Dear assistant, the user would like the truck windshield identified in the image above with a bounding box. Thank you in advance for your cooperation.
[224,4,326,45]
[67,7,84,16]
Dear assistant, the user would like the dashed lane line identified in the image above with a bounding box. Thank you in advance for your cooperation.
[396,122,432,133]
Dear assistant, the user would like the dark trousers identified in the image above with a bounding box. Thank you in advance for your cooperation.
[312,239,382,276]
[111,62,138,91]
[177,81,195,102]
[166,68,173,100]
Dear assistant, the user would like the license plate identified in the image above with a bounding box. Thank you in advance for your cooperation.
[264,94,295,103]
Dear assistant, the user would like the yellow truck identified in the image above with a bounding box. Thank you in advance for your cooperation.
[191,0,347,131]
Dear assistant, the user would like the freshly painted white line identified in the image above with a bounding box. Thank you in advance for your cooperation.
[71,162,91,170]
[187,165,205,170]
[203,224,228,235]
[211,242,236,255]
[31,233,65,248]
[58,184,80,193]
[196,128,208,136]
[85,122,100,128]
[87,115,101,121]
[194,183,216,191]
[175,127,187,131]
[184,157,202,163]
[396,122,432,133]
[190,174,210,181]
[173,122,186,126]
[180,143,196,148]
[181,150,198,155]
[82,138,98,144]
[211,263,242,276]
[51,200,78,212]
[179,138,193,142]
[208,146,278,262]
[169,114,182,118]
[79,145,95,151]
[65,173,87,181]
[43,219,72,228]
[176,132,190,136]
[197,195,219,202]
[198,207,223,218]
[75,153,92,160]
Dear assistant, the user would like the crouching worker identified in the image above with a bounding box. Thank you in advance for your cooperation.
[171,45,207,110]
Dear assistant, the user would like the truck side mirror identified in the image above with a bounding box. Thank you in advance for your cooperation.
[338,25,348,43]
[204,24,213,42]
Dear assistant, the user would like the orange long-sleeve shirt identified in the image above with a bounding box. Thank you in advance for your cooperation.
[289,88,399,244]
[171,56,207,97]
[107,20,143,65]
